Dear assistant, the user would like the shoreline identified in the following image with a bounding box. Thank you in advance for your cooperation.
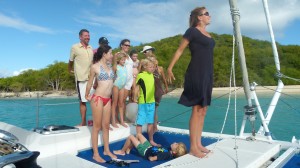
[0,85,299,98]
[166,85,300,97]
[0,91,78,99]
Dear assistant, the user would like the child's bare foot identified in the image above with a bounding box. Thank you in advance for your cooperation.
[104,151,117,159]
[113,150,125,156]
[120,122,128,128]
[112,123,119,128]
[150,140,161,147]
[93,155,106,163]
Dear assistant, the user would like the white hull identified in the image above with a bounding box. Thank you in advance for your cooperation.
[1,121,299,168]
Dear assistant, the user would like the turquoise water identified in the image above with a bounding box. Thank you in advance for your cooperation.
[0,92,299,141]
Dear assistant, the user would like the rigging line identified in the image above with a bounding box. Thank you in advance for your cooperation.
[159,108,191,123]
[280,74,300,82]
[212,34,239,166]
[0,100,36,107]
[158,88,245,123]
[260,85,300,100]
[278,98,300,113]
[40,102,79,106]
[211,87,243,101]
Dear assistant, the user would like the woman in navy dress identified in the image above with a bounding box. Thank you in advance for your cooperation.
[167,7,215,158]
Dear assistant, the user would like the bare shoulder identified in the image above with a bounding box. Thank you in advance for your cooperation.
[91,63,100,71]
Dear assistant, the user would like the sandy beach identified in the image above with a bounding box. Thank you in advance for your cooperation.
[0,91,78,98]
[166,85,300,97]
[0,85,299,98]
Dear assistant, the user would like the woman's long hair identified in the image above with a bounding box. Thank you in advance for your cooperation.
[93,45,111,64]
[189,7,206,27]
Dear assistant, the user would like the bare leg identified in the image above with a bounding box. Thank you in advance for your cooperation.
[78,102,87,126]
[119,89,128,128]
[102,101,117,159]
[189,105,206,158]
[90,99,105,163]
[113,135,140,155]
[111,86,119,128]
[196,106,209,153]
[148,124,161,147]
[131,82,136,102]
[153,106,158,133]
[136,125,143,135]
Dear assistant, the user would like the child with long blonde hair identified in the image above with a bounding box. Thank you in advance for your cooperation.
[111,52,128,128]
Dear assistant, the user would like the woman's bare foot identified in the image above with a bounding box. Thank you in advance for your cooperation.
[104,151,117,159]
[189,149,207,158]
[150,140,161,147]
[113,150,125,156]
[198,145,210,153]
[93,155,106,163]
[120,122,128,128]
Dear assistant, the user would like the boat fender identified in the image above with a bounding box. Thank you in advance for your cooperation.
[126,103,138,123]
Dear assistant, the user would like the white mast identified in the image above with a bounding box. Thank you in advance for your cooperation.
[228,0,257,137]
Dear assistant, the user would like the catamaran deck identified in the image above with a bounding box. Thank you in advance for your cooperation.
[157,138,280,168]
[0,122,287,168]
[77,129,280,168]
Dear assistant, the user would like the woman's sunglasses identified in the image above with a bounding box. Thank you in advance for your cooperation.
[199,12,210,16]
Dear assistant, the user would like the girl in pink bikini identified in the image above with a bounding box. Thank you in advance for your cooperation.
[85,45,117,163]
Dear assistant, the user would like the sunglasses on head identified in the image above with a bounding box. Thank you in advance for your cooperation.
[199,12,209,16]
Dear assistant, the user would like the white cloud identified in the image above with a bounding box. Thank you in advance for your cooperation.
[0,70,12,78]
[13,68,35,76]
[76,0,300,43]
[0,12,54,34]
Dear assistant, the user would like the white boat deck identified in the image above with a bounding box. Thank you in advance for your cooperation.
[155,138,280,168]
[38,153,105,168]
[0,122,292,168]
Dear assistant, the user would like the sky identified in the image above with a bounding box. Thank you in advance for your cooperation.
[0,0,299,78]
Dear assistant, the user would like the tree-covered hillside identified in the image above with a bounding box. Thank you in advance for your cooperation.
[0,33,299,92]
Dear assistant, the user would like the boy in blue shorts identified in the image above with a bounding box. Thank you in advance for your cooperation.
[113,133,187,161]
[134,59,159,146]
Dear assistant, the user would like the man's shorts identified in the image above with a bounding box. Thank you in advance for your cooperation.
[76,81,88,102]
[135,103,155,125]
[136,140,151,157]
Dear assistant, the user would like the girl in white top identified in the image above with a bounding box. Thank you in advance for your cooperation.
[112,39,132,128]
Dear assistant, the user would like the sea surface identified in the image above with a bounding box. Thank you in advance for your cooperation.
[0,92,299,142]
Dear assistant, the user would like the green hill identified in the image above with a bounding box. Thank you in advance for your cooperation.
[1,33,299,92]
[132,33,300,87]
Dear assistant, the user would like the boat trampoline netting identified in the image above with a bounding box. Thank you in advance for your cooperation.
[77,131,218,168]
